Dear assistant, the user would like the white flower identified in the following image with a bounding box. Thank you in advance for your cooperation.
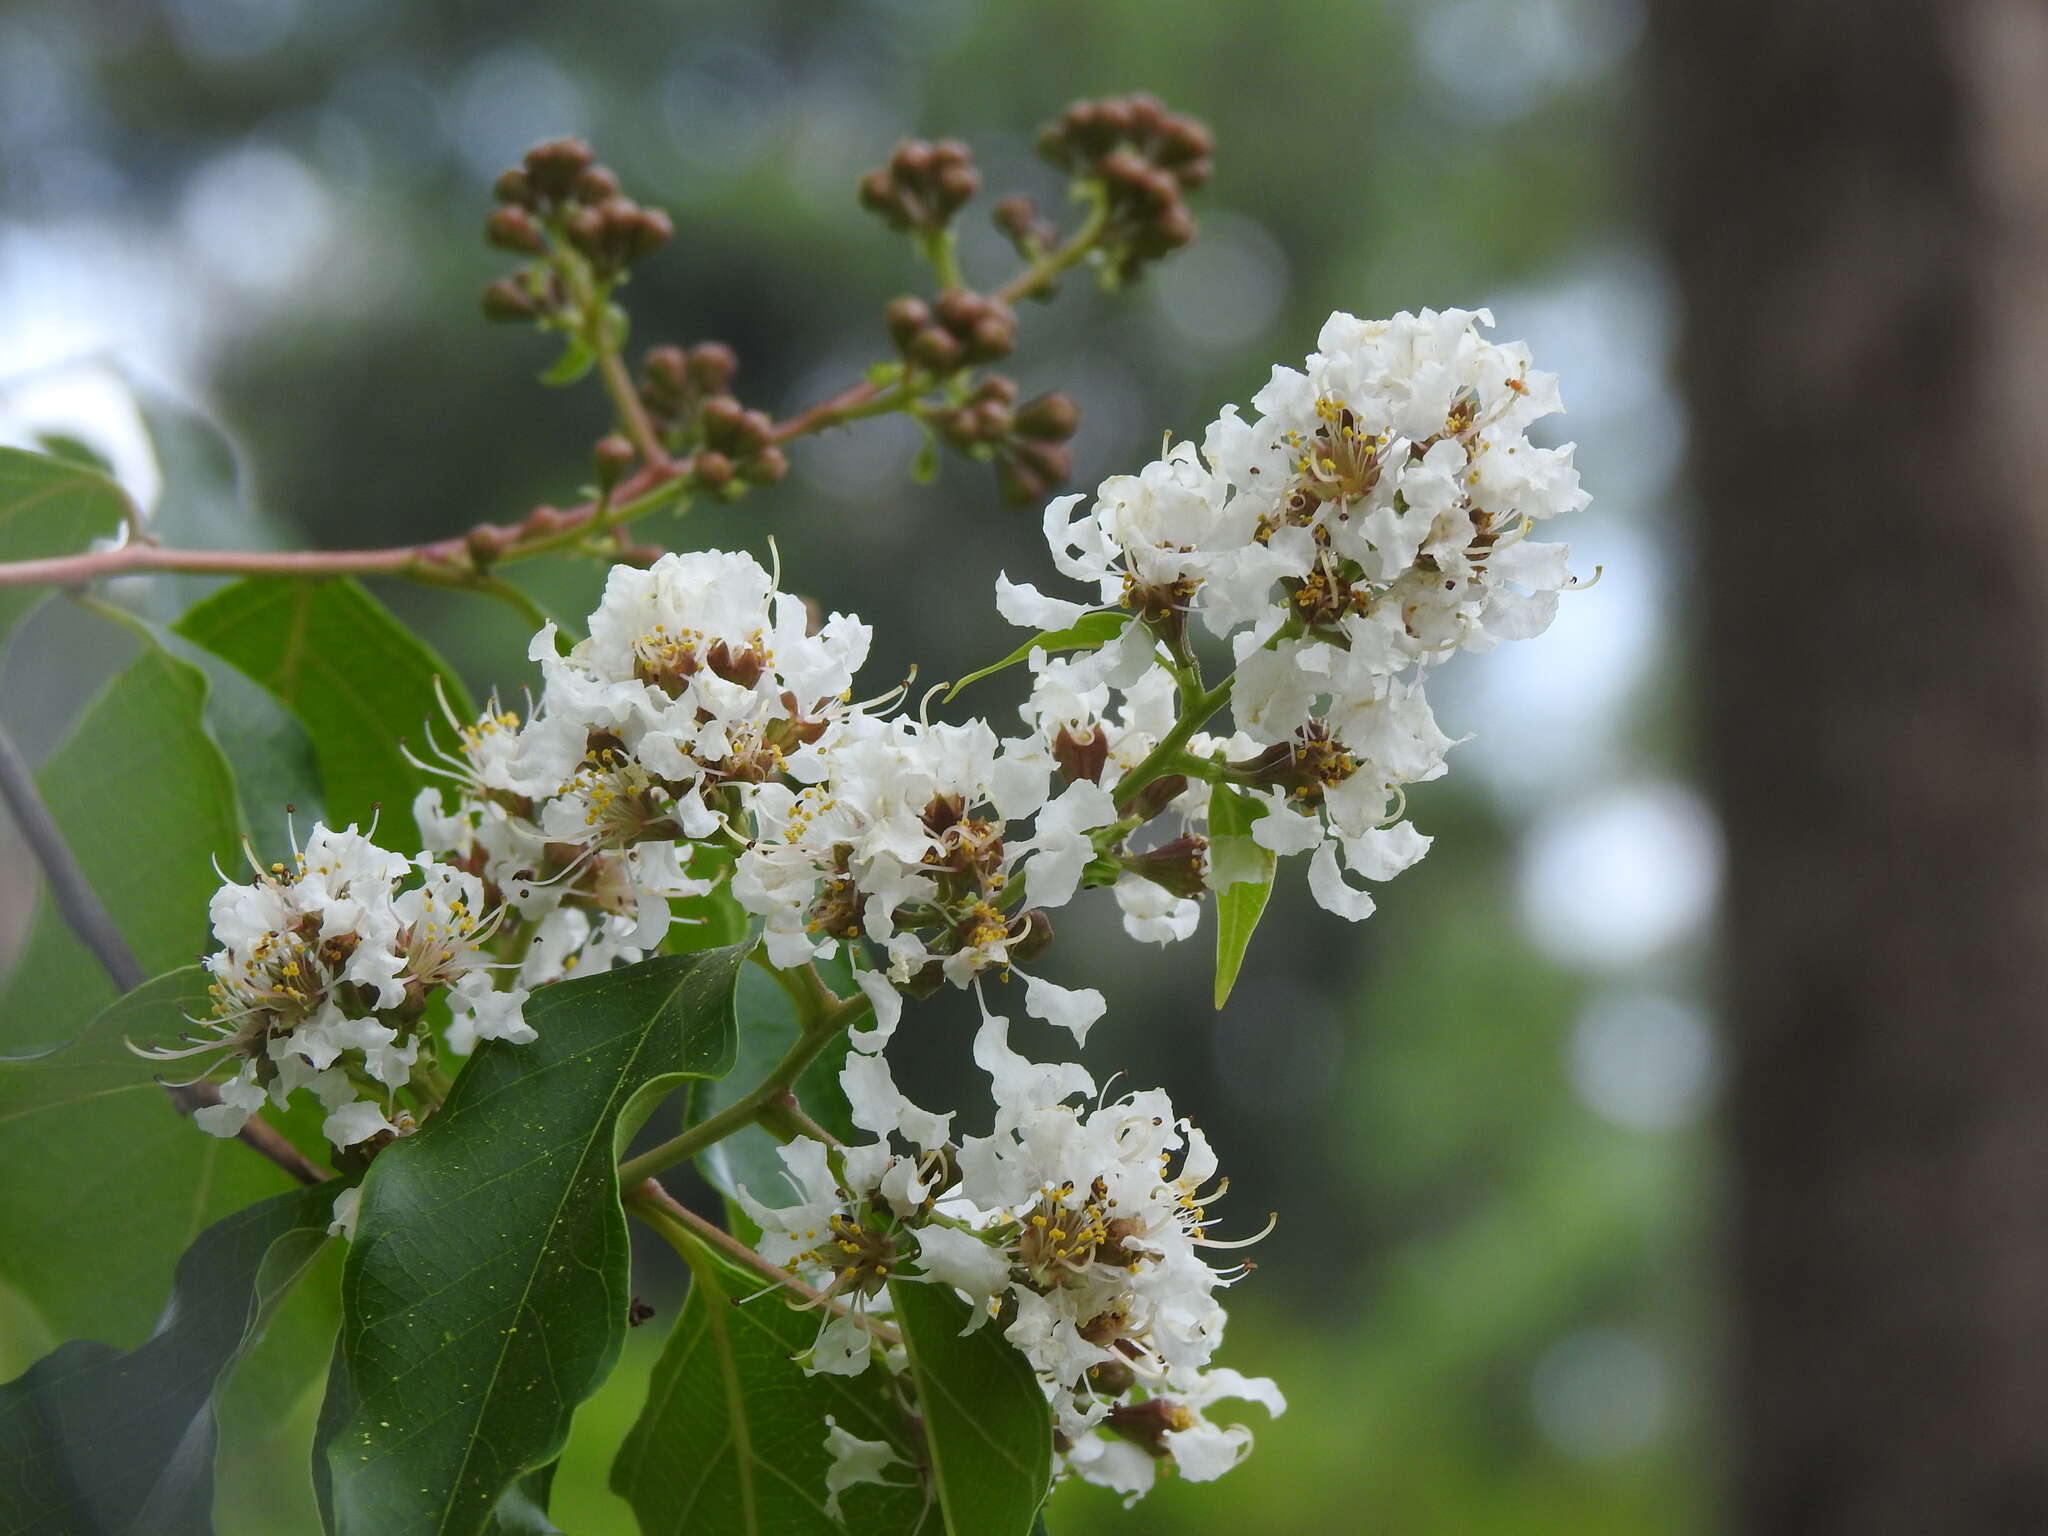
[153,818,530,1148]
[822,1416,906,1521]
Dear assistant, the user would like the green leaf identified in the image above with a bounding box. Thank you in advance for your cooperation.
[944,611,1133,703]
[612,1241,928,1536]
[0,447,129,648]
[0,1180,336,1536]
[1206,783,1276,1009]
[539,336,596,386]
[692,952,859,1208]
[910,436,940,485]
[317,946,748,1536]
[0,970,300,1347]
[0,641,243,1051]
[213,1240,344,1536]
[888,1281,1051,1536]
[175,577,475,855]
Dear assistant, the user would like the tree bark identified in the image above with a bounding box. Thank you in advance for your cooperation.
[1647,2,2048,1530]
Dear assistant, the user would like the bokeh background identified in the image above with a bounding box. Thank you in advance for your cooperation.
[0,1,1721,1531]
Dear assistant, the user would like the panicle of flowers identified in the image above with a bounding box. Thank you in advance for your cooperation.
[998,306,1590,924]
[142,821,531,1149]
[739,1014,1281,1503]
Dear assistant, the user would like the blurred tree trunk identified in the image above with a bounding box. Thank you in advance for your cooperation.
[1647,2,2048,1531]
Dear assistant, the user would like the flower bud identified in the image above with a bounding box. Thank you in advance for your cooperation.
[641,345,689,411]
[933,288,985,334]
[698,395,746,446]
[523,136,595,201]
[1086,1358,1137,1399]
[464,522,508,567]
[884,295,931,348]
[741,446,789,485]
[963,312,1015,363]
[906,326,961,373]
[1124,773,1189,823]
[1013,392,1080,442]
[481,276,538,322]
[692,450,734,490]
[686,341,738,392]
[484,205,544,253]
[492,167,534,206]
[573,165,621,203]
[1009,908,1054,965]
[593,433,636,489]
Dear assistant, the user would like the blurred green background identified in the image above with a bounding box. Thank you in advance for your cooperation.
[0,1,1714,1531]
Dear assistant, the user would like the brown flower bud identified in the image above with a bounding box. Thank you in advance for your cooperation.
[692,450,734,490]
[884,295,932,348]
[1014,392,1080,442]
[906,325,961,373]
[464,522,508,566]
[1009,908,1054,965]
[642,344,688,398]
[698,395,746,446]
[1124,773,1189,823]
[484,205,544,253]
[741,446,789,485]
[933,288,985,333]
[492,167,534,206]
[481,276,538,322]
[892,138,935,178]
[1119,834,1209,899]
[564,204,608,257]
[523,136,595,201]
[573,165,620,203]
[972,373,1019,406]
[593,433,636,488]
[963,312,1015,362]
[1086,1358,1137,1399]
[686,341,738,392]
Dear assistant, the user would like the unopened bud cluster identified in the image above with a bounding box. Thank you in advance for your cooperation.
[858,138,980,237]
[481,137,674,321]
[1037,94,1211,284]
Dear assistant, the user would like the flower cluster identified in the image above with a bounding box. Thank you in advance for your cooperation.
[743,1015,1282,1502]
[162,307,1584,1510]
[1000,306,1588,922]
[154,823,530,1148]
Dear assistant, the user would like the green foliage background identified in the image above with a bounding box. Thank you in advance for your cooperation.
[0,1,1709,1531]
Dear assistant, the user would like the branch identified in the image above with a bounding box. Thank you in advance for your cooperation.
[0,718,327,1185]
[624,1178,899,1343]
[0,718,142,990]
[615,983,871,1187]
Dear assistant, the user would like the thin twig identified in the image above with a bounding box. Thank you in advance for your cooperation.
[624,1178,900,1344]
[0,719,328,1184]
[0,719,141,990]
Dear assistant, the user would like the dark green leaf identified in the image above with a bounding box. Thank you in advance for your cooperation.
[0,642,243,1052]
[539,336,596,386]
[317,946,748,1536]
[212,1240,343,1536]
[612,1241,928,1536]
[888,1281,1051,1536]
[1206,783,1275,1009]
[692,952,858,1207]
[0,447,129,647]
[175,577,474,854]
[943,611,1133,702]
[0,1180,336,1536]
[0,971,300,1347]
